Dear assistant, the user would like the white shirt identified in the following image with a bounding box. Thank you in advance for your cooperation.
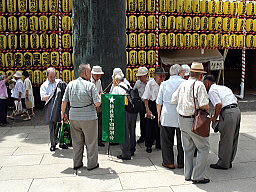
[91,77,103,94]
[134,79,148,98]
[11,79,25,99]
[171,78,209,116]
[110,78,130,93]
[142,78,160,101]
[208,84,237,108]
[40,79,61,101]
[24,78,33,97]
[111,82,128,95]
[156,75,184,127]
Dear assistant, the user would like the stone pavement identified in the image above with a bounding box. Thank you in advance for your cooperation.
[0,112,256,192]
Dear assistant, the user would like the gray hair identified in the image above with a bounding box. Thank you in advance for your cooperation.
[78,64,91,75]
[115,74,124,82]
[46,67,56,75]
[169,64,183,76]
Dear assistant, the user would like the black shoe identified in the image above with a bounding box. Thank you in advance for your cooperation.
[229,163,232,168]
[137,137,145,143]
[131,152,134,156]
[146,147,152,153]
[73,163,83,170]
[98,142,105,147]
[210,164,228,170]
[192,178,210,184]
[185,178,191,181]
[117,155,131,160]
[50,146,56,152]
[87,163,99,171]
[59,144,68,149]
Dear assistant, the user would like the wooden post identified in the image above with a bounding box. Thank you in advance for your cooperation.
[72,0,126,89]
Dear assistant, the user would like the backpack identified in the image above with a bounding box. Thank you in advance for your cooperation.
[119,85,144,113]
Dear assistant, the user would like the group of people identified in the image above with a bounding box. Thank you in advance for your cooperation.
[40,62,241,183]
[0,71,34,126]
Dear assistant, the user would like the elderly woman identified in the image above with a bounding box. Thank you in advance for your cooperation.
[156,64,185,169]
[0,73,13,126]
[23,71,35,116]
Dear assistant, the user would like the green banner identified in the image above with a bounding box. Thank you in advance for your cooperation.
[102,94,125,144]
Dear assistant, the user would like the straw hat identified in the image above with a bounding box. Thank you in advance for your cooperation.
[91,66,104,75]
[136,67,148,77]
[190,62,207,73]
[13,71,23,78]
[182,64,190,76]
[112,68,124,79]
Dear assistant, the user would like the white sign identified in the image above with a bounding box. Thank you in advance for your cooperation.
[210,60,224,71]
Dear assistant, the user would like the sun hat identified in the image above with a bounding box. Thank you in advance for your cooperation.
[112,68,124,79]
[190,62,207,73]
[182,64,190,76]
[137,67,148,77]
[13,71,23,78]
[91,66,104,75]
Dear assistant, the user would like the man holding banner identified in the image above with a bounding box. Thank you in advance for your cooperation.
[61,64,101,171]
[109,74,137,160]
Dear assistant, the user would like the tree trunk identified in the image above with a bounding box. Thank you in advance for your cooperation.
[72,0,126,89]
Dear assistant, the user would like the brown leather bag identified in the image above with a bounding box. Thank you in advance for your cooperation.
[192,81,211,137]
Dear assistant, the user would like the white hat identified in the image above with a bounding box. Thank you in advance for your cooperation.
[190,62,207,74]
[112,68,124,79]
[91,66,104,75]
[136,67,148,77]
[13,71,23,78]
[182,64,190,76]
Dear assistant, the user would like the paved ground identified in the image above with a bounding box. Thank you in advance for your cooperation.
[1,109,256,192]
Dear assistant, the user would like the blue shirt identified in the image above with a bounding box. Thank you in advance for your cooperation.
[156,75,184,127]
[11,79,25,99]
[40,79,61,101]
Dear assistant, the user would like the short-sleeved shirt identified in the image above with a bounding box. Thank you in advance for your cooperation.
[0,80,8,99]
[24,78,34,97]
[63,77,101,121]
[142,78,160,101]
[11,79,25,99]
[208,84,237,108]
[134,79,147,98]
[40,79,61,101]
[91,77,103,94]
[171,77,209,116]
[111,82,128,95]
[110,78,130,93]
[156,75,184,127]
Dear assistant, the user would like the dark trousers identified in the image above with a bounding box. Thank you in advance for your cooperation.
[0,99,8,124]
[139,104,146,139]
[49,122,57,147]
[97,111,102,142]
[121,112,137,158]
[161,126,184,165]
[145,100,161,148]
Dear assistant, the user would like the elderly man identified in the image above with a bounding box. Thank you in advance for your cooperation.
[172,62,210,184]
[61,64,101,170]
[203,75,241,170]
[111,74,137,160]
[142,67,167,153]
[110,68,130,93]
[181,65,190,80]
[156,64,185,169]
[91,66,105,147]
[134,67,149,143]
[11,71,31,121]
[40,67,61,151]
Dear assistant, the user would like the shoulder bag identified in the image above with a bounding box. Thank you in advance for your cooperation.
[192,81,211,137]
